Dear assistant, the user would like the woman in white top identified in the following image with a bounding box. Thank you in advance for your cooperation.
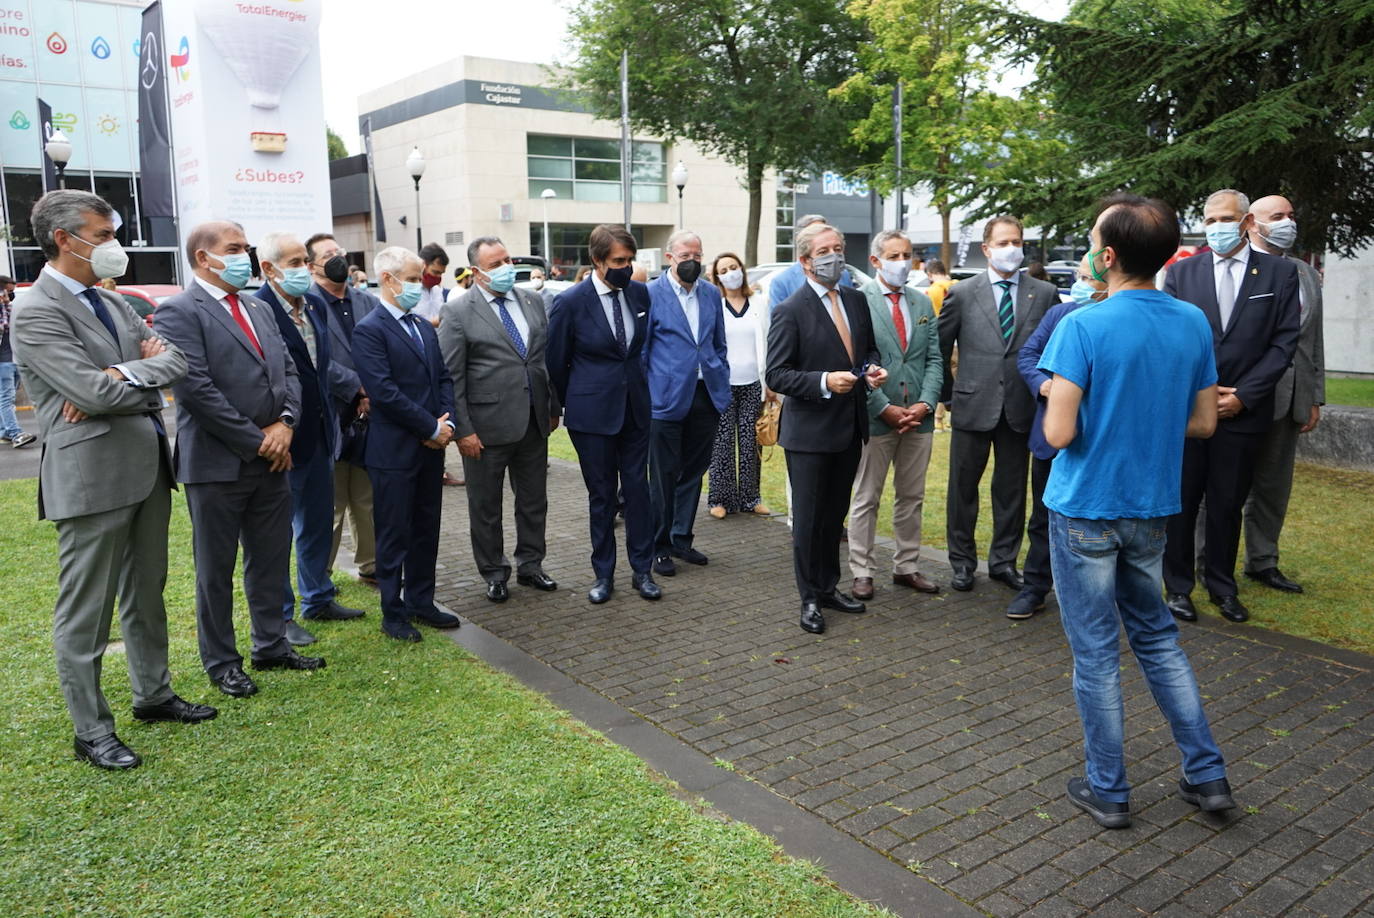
[707,253,776,518]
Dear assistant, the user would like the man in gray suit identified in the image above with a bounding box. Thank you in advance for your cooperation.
[938,215,1057,593]
[155,221,324,699]
[1243,194,1324,594]
[13,191,216,770]
[438,236,561,602]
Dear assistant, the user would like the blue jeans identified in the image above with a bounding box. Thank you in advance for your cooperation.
[0,362,23,439]
[1050,511,1227,803]
[281,445,338,621]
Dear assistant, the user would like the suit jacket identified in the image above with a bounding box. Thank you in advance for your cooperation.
[860,278,943,436]
[1018,300,1084,461]
[12,271,186,521]
[155,281,302,484]
[311,282,378,417]
[437,284,560,446]
[765,282,880,453]
[257,283,339,465]
[643,272,731,420]
[546,277,651,436]
[351,305,455,472]
[938,271,1056,433]
[1272,256,1324,422]
[1162,247,1301,434]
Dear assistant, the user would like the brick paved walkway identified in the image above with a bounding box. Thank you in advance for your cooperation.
[433,457,1374,917]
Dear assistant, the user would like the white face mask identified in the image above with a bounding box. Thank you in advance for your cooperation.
[988,245,1023,274]
[878,257,911,288]
[718,268,744,291]
[70,233,129,280]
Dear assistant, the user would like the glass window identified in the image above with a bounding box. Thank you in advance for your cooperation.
[575,181,621,202]
[528,157,573,179]
[527,135,669,201]
[528,179,573,199]
[573,138,620,160]
[632,184,666,203]
[528,222,646,277]
[4,170,44,245]
[574,160,620,182]
[527,135,570,157]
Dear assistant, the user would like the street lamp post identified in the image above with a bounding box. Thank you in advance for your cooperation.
[45,129,73,189]
[406,146,425,252]
[672,160,688,230]
[540,188,556,270]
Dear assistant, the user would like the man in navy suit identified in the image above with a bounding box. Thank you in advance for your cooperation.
[257,232,367,647]
[1162,189,1300,624]
[351,247,460,642]
[645,230,731,576]
[547,224,661,604]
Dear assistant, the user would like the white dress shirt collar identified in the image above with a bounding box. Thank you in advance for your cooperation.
[806,276,839,301]
[986,266,1020,290]
[1211,243,1252,270]
[381,300,412,322]
[193,275,234,302]
[591,272,616,298]
[42,265,93,298]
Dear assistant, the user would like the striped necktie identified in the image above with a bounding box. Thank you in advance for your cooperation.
[995,280,1014,342]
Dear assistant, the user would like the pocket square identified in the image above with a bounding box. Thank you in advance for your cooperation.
[1248,292,1274,299]
[917,315,930,325]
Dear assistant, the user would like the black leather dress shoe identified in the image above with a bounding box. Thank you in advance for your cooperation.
[588,578,614,604]
[800,601,825,634]
[632,572,662,600]
[1166,593,1198,622]
[989,567,1024,591]
[653,554,676,576]
[211,666,258,697]
[133,694,219,724]
[75,733,141,770]
[950,568,975,591]
[1211,594,1250,623]
[1245,567,1303,594]
[517,570,558,591]
[412,606,461,629]
[671,546,709,566]
[821,591,865,614]
[486,580,509,603]
[303,601,366,621]
[251,648,326,671]
[1178,777,1236,812]
[382,619,422,642]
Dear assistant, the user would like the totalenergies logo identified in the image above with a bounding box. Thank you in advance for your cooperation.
[169,35,190,82]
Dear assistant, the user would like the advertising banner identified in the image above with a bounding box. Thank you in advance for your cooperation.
[37,95,55,191]
[137,1,175,228]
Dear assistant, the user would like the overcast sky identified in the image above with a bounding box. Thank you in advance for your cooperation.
[319,0,1070,155]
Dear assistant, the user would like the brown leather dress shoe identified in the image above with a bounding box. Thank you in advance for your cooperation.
[893,571,940,593]
[851,577,875,600]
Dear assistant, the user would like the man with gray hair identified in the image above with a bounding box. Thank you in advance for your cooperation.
[769,213,855,308]
[14,190,215,769]
[644,229,731,575]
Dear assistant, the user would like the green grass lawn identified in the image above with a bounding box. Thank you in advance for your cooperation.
[1324,375,1374,408]
[0,480,888,918]
[551,428,1374,657]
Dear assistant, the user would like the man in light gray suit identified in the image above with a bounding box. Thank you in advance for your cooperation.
[438,236,561,602]
[1243,194,1324,594]
[13,191,217,770]
[155,221,324,699]
[938,215,1057,594]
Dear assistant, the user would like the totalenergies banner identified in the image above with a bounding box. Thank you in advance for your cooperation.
[160,0,329,250]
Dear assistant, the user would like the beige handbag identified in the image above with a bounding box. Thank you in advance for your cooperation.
[755,399,780,448]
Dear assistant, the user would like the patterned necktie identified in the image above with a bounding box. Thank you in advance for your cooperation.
[610,291,628,354]
[402,313,425,354]
[886,291,907,351]
[827,290,855,364]
[81,288,119,343]
[1217,258,1236,331]
[995,280,1014,342]
[226,293,263,358]
[493,295,527,359]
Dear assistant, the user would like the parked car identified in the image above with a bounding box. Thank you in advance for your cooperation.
[117,284,183,326]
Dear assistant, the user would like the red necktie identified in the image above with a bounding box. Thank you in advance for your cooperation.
[887,291,907,351]
[227,293,263,358]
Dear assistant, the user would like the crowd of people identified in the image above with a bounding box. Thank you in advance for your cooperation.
[11,184,1322,833]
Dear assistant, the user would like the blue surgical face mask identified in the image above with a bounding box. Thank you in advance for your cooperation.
[278,266,313,297]
[394,280,424,311]
[1069,279,1104,308]
[483,263,517,294]
[1205,221,1243,255]
[209,251,253,290]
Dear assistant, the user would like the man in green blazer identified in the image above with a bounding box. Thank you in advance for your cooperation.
[847,230,945,600]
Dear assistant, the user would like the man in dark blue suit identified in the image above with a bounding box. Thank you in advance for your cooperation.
[644,230,731,576]
[257,232,367,647]
[352,247,460,642]
[1162,189,1300,624]
[547,224,661,604]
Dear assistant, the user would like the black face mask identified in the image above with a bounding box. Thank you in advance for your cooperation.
[603,264,634,289]
[323,255,349,284]
[675,259,701,284]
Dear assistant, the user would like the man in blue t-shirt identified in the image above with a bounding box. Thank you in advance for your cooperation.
[1039,193,1235,830]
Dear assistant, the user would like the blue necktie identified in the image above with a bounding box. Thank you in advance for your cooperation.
[610,291,628,354]
[493,296,527,359]
[402,313,425,354]
[995,280,1014,342]
[81,288,119,343]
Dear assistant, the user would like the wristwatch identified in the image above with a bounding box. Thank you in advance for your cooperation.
[278,414,296,429]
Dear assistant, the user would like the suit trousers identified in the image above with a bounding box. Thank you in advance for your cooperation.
[1024,456,1054,596]
[53,461,175,740]
[787,441,862,603]
[649,380,720,554]
[848,430,933,579]
[463,407,549,584]
[369,449,445,622]
[282,445,338,620]
[946,417,1030,574]
[186,463,293,677]
[1165,426,1262,599]
[569,414,653,580]
[1243,416,1300,573]
[330,459,376,577]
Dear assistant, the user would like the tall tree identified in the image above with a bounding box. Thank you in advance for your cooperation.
[563,0,867,265]
[326,126,349,162]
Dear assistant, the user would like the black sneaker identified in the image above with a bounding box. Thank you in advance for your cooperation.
[1067,776,1131,829]
[1178,777,1236,812]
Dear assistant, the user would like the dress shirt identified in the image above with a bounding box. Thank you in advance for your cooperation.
[381,300,452,441]
[413,284,446,322]
[193,275,259,341]
[42,265,140,385]
[807,276,850,398]
[985,266,1020,318]
[878,278,912,337]
[1211,244,1251,330]
[591,271,635,343]
[477,283,530,344]
[666,270,704,379]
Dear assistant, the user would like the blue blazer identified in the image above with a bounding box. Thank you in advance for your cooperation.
[351,305,455,472]
[1162,248,1300,434]
[1018,300,1084,461]
[643,273,731,420]
[547,277,650,436]
[258,284,337,465]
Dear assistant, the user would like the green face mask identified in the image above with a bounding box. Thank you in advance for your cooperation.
[1087,247,1109,283]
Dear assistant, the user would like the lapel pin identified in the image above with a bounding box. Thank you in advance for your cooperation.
[1251,268,1258,275]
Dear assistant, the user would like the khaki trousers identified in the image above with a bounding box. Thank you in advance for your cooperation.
[330,460,376,576]
[848,429,934,579]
